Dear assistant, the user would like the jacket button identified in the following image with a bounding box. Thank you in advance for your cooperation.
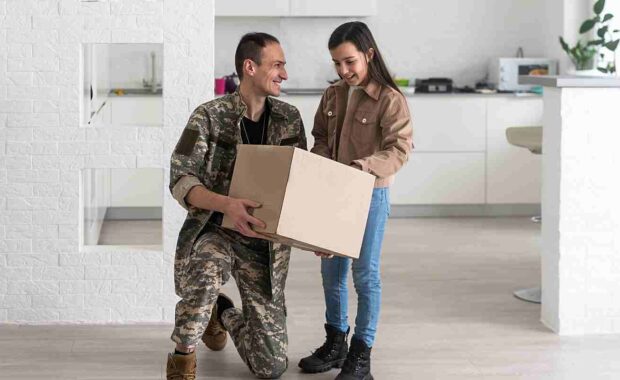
[327,110,333,116]
[362,118,367,123]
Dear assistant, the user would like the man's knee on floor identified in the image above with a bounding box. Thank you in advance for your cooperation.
[253,359,287,379]
[248,348,288,380]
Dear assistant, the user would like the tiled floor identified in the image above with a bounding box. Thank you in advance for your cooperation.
[3,217,620,379]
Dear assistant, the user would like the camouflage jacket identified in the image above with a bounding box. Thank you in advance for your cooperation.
[170,90,307,299]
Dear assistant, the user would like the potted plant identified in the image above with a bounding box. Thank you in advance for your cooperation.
[559,0,619,75]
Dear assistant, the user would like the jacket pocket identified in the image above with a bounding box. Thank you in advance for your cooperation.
[210,134,238,182]
[280,136,300,146]
[352,111,379,148]
[214,134,237,150]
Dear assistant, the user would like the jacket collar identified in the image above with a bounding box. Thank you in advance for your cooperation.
[231,89,287,120]
[333,78,382,101]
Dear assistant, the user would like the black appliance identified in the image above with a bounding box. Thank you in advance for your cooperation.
[415,78,453,93]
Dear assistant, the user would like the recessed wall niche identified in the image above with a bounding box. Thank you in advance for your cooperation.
[82,43,163,127]
[81,168,164,248]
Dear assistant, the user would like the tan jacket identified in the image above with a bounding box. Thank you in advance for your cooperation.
[310,79,413,187]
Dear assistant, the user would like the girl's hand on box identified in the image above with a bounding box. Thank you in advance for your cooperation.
[315,251,334,259]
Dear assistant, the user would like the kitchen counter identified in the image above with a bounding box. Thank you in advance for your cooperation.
[519,74,620,88]
[281,88,541,98]
[108,88,163,97]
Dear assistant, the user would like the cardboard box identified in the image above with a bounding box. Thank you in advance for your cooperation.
[222,145,375,259]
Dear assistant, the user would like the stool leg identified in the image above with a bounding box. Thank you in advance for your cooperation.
[513,216,541,304]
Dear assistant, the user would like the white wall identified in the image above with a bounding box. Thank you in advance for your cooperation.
[108,43,163,89]
[215,0,548,87]
[0,0,214,323]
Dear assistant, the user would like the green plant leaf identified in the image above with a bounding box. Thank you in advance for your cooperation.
[580,19,597,33]
[594,0,605,15]
[598,26,608,38]
[605,40,619,51]
[559,37,569,52]
[597,67,608,73]
[603,14,613,22]
[588,39,605,46]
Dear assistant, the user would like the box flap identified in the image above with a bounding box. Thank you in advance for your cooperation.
[222,145,293,234]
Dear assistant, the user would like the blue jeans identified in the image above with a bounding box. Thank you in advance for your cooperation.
[320,187,390,347]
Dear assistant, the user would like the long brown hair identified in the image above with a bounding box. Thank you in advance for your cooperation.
[328,21,401,94]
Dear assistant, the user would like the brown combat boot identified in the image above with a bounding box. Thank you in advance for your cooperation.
[166,351,196,380]
[201,293,234,351]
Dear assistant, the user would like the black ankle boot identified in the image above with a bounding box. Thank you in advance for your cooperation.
[335,336,373,380]
[298,324,349,373]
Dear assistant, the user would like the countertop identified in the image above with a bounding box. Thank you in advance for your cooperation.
[519,75,620,88]
[281,89,541,98]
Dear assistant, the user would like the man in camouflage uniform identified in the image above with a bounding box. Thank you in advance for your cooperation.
[166,32,306,379]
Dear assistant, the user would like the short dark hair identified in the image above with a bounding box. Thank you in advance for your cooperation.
[235,32,280,80]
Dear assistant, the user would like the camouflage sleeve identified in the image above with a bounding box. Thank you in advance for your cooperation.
[296,108,308,151]
[170,104,210,210]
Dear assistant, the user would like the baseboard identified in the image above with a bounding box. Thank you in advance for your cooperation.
[390,204,541,217]
[104,207,162,220]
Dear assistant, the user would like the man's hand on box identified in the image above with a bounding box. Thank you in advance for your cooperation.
[225,198,266,238]
[314,251,334,259]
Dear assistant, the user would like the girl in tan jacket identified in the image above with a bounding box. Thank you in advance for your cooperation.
[298,22,413,380]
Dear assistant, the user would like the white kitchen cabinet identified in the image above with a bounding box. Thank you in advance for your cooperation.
[215,0,289,16]
[87,96,162,127]
[108,96,163,126]
[486,97,543,204]
[109,168,163,208]
[391,153,486,205]
[409,96,487,152]
[289,0,376,17]
[215,0,375,17]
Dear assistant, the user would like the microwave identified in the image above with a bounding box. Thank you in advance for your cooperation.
[489,58,558,92]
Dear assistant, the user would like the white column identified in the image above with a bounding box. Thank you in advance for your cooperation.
[536,79,620,334]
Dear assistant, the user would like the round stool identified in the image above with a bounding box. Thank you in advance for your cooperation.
[505,126,542,304]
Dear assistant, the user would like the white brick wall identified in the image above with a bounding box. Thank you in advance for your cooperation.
[0,0,214,323]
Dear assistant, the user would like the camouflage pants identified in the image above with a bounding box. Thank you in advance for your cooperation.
[171,224,288,379]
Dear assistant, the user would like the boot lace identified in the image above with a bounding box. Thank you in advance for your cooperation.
[168,356,196,380]
[342,349,367,374]
[313,335,338,359]
[205,318,225,336]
